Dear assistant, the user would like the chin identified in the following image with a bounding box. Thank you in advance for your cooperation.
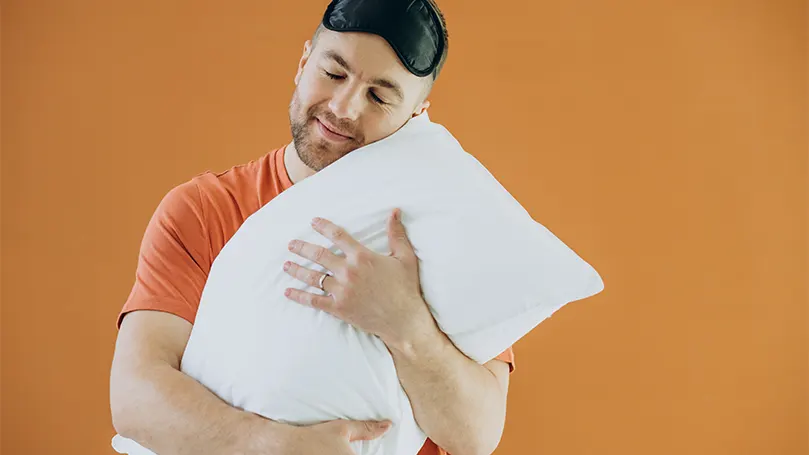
[297,140,343,172]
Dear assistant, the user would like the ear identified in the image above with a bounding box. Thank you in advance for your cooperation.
[294,40,313,86]
[412,99,430,117]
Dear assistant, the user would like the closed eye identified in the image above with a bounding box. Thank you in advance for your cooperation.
[323,69,388,105]
[369,91,387,105]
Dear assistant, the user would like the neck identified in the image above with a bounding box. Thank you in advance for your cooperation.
[283,140,316,184]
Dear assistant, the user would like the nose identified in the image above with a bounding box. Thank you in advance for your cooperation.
[328,81,363,121]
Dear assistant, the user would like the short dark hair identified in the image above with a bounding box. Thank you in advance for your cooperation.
[312,0,449,83]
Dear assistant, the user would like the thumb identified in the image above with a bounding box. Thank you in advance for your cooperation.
[387,209,415,259]
[345,420,392,442]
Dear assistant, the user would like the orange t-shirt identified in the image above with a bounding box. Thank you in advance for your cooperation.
[119,146,514,455]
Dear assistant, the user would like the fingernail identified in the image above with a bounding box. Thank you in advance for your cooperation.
[284,289,291,297]
[288,241,295,251]
[283,262,290,271]
[311,217,321,226]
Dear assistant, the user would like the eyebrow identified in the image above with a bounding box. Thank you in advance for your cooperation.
[324,50,405,102]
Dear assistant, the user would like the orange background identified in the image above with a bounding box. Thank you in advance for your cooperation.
[2,1,807,454]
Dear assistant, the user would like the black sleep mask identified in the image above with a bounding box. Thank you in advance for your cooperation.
[321,0,445,78]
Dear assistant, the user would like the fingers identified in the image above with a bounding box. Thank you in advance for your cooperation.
[288,239,343,270]
[283,261,333,292]
[387,209,417,262]
[343,420,392,442]
[284,288,334,311]
[310,217,365,256]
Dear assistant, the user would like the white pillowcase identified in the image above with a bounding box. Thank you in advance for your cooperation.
[112,112,604,455]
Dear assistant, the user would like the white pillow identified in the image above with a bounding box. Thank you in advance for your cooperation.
[112,112,604,455]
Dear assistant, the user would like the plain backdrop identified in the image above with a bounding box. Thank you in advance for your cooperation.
[2,1,807,454]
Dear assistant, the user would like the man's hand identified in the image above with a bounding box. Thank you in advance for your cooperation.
[277,420,391,455]
[112,311,393,455]
[283,208,433,347]
[283,209,510,455]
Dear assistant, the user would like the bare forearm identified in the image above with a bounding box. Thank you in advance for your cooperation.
[111,362,288,455]
[386,318,507,455]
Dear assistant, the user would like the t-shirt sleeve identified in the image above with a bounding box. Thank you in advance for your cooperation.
[117,180,211,328]
[493,347,516,373]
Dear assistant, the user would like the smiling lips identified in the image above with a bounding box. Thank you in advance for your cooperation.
[315,117,353,142]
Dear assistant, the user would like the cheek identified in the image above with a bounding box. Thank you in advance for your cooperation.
[361,116,401,144]
[297,71,330,106]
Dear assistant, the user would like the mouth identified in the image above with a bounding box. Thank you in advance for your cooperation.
[314,117,353,142]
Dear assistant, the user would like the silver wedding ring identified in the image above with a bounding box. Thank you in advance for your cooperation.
[317,272,330,291]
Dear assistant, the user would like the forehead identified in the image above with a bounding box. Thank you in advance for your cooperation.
[313,29,424,90]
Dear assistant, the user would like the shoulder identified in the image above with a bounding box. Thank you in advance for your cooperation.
[149,178,205,235]
[195,150,281,214]
[143,178,209,263]
[176,150,284,254]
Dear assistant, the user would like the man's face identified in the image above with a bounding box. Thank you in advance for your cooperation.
[289,29,430,171]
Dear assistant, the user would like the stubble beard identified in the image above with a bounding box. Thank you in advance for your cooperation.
[288,90,363,172]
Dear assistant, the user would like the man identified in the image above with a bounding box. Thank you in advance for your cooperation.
[110,1,514,454]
